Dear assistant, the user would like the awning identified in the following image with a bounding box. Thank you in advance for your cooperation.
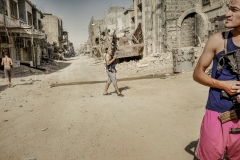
[0,27,45,39]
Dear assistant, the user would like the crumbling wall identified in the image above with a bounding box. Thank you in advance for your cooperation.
[203,1,228,36]
[180,13,196,47]
[145,0,153,55]
[103,7,125,36]
[165,0,195,51]
[42,14,60,45]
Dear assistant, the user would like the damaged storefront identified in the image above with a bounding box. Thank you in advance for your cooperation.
[0,27,46,67]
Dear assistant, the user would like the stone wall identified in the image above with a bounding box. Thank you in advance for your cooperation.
[203,0,228,36]
[164,0,195,51]
[42,14,60,45]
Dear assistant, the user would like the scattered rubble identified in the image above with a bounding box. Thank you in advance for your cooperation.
[41,127,48,131]
[24,158,36,160]
[109,52,174,78]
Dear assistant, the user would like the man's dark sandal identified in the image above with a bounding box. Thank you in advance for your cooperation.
[117,93,124,97]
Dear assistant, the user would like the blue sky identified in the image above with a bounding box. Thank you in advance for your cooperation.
[30,0,133,50]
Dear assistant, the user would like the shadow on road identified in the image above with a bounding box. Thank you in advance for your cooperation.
[7,79,41,88]
[0,61,71,79]
[119,86,130,93]
[0,84,8,92]
[50,74,168,88]
[108,86,130,95]
[185,140,199,160]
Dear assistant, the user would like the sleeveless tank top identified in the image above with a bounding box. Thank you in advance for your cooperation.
[105,53,116,71]
[206,32,240,112]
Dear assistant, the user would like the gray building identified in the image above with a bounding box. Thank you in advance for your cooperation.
[0,0,45,67]
[42,13,63,47]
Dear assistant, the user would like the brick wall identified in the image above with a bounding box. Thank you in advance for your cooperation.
[164,0,195,51]
[180,13,195,47]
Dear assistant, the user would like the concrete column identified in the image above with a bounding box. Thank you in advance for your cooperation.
[142,0,146,56]
[134,0,138,30]
[152,0,157,54]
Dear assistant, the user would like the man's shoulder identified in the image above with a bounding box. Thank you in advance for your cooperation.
[210,32,224,39]
[207,32,226,45]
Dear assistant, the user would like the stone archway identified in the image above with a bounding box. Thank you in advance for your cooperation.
[177,8,209,48]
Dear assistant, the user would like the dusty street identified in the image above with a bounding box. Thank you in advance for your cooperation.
[0,55,208,160]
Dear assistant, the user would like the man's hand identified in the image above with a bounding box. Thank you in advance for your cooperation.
[221,80,240,96]
[237,95,240,103]
[113,55,117,60]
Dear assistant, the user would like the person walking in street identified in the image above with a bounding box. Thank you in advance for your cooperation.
[193,0,240,159]
[1,52,13,88]
[103,47,123,97]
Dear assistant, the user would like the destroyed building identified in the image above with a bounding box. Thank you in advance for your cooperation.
[88,6,143,59]
[0,0,46,67]
[0,0,75,69]
[86,0,230,72]
[123,5,135,37]
[41,13,74,60]
[42,14,63,47]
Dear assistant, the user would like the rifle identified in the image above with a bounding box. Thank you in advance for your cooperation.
[218,49,240,123]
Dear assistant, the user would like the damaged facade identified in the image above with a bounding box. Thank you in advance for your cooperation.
[42,14,75,59]
[0,0,75,69]
[87,0,229,72]
[0,0,45,67]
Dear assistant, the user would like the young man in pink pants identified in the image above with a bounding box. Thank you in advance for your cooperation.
[193,0,240,159]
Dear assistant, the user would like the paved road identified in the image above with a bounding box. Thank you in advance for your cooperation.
[0,55,207,160]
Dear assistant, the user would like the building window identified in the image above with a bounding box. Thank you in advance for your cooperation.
[10,0,17,18]
[0,36,9,43]
[27,12,32,26]
[0,0,7,15]
[18,0,26,21]
[38,20,42,30]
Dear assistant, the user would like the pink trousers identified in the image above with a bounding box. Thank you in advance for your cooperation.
[196,109,240,160]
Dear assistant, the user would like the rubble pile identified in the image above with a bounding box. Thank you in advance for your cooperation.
[97,52,174,78]
[117,44,144,56]
[9,65,45,78]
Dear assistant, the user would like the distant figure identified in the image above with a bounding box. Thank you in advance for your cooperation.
[1,52,13,87]
[103,47,123,97]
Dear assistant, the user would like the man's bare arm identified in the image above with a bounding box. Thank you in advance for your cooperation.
[10,58,13,65]
[193,32,240,96]
[106,54,116,66]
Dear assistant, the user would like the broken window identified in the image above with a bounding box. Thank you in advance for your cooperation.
[95,38,99,44]
[38,20,43,30]
[131,17,135,23]
[15,37,25,48]
[137,0,142,12]
[27,12,32,26]
[1,48,9,57]
[0,36,8,43]
[0,0,7,15]
[18,0,26,21]
[32,8,37,29]
[10,0,17,18]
